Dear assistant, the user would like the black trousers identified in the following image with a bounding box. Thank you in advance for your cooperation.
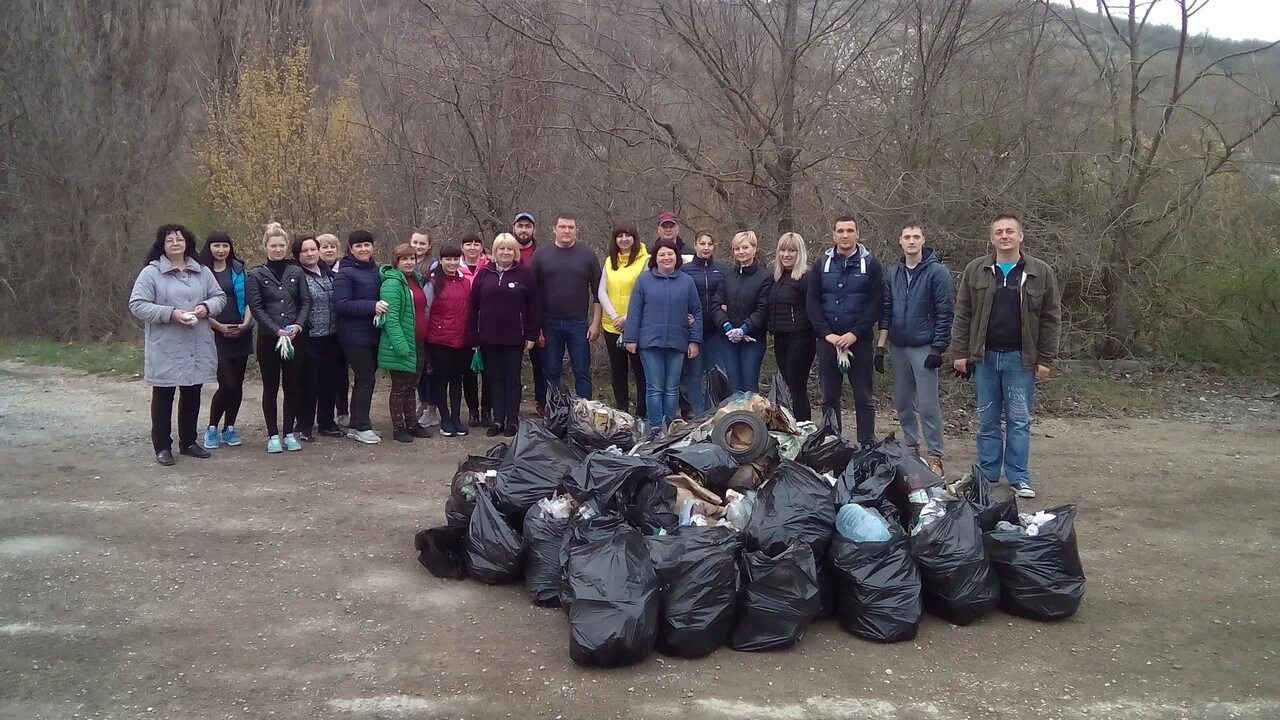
[298,334,342,434]
[335,342,350,416]
[342,343,377,432]
[529,343,546,406]
[483,344,524,429]
[428,344,471,423]
[258,336,306,437]
[816,338,876,445]
[152,385,202,453]
[209,354,249,428]
[773,331,816,422]
[603,331,646,416]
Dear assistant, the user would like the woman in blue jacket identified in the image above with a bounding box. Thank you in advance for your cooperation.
[623,239,703,430]
[332,230,386,444]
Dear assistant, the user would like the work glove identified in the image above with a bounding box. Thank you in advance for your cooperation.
[954,366,972,380]
[726,326,744,343]
[470,348,484,374]
[373,313,385,328]
[873,347,886,374]
[615,334,625,348]
[275,335,295,360]
[924,353,943,370]
[836,347,851,372]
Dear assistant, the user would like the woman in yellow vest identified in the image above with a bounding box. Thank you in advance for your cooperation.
[598,223,650,417]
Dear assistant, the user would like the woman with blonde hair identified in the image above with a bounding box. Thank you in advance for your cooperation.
[711,230,773,393]
[768,232,815,420]
[246,222,312,453]
[467,233,540,436]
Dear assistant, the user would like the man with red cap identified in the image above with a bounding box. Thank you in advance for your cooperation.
[653,211,688,257]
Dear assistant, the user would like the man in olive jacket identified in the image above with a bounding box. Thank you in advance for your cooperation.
[950,214,1061,499]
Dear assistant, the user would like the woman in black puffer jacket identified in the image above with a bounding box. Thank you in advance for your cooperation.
[711,231,773,393]
[767,232,815,420]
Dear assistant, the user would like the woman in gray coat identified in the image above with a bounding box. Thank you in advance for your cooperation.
[129,224,227,466]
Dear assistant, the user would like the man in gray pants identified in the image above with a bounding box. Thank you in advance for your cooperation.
[875,221,954,477]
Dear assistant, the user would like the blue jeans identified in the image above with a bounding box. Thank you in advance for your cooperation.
[639,348,685,428]
[543,316,592,398]
[723,337,767,393]
[681,332,728,415]
[973,350,1035,486]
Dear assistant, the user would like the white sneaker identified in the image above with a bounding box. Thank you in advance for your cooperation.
[419,407,441,427]
[1013,483,1037,499]
[347,429,381,444]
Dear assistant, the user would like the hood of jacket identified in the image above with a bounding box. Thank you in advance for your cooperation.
[343,254,377,272]
[897,246,940,270]
[152,256,203,274]
[379,264,411,285]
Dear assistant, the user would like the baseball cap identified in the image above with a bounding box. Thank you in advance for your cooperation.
[513,212,535,225]
[657,211,679,225]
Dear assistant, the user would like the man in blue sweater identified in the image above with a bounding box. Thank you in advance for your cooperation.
[807,215,884,447]
[875,221,954,477]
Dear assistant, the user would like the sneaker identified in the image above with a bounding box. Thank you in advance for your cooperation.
[503,423,518,438]
[347,428,381,445]
[318,426,345,438]
[480,409,493,427]
[336,414,350,428]
[180,443,211,459]
[267,435,283,453]
[439,418,457,437]
[393,428,415,443]
[220,426,244,446]
[1013,483,1037,499]
[486,424,503,437]
[467,409,482,428]
[409,424,432,439]
[203,426,220,450]
[419,407,441,428]
[454,419,469,437]
[283,434,303,451]
[296,431,315,443]
[926,456,945,479]
[156,449,175,466]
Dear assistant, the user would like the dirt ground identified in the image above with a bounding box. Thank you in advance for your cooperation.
[1,360,1278,720]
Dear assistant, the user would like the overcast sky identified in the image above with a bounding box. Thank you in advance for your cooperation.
[1052,0,1280,43]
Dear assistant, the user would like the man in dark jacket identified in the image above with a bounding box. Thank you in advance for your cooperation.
[950,213,1061,499]
[512,211,547,414]
[875,222,954,476]
[806,215,884,446]
[653,211,688,256]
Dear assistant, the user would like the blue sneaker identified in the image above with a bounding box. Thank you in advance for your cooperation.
[220,426,243,446]
[203,426,220,450]
[452,418,469,437]
[267,435,283,453]
[283,433,303,452]
[439,418,457,437]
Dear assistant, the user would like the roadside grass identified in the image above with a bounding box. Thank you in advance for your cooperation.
[0,337,142,377]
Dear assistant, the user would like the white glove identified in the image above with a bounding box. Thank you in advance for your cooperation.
[836,347,851,372]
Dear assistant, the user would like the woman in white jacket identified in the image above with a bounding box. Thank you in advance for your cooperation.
[129,224,226,466]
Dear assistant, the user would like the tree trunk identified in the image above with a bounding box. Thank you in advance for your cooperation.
[1099,229,1135,358]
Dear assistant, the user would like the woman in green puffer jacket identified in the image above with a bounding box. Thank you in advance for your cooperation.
[378,243,432,443]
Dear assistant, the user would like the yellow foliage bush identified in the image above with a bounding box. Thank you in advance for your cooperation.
[196,44,372,251]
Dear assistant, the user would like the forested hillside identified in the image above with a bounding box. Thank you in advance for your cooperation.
[1,0,1276,367]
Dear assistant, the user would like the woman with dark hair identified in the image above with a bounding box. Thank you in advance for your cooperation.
[425,244,473,437]
[712,231,773,393]
[246,222,311,453]
[130,224,227,465]
[597,224,649,417]
[333,229,385,444]
[293,234,344,441]
[378,244,433,443]
[622,239,703,431]
[458,232,491,427]
[468,233,540,437]
[198,231,253,450]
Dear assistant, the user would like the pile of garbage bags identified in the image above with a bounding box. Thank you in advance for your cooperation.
[414,375,1086,668]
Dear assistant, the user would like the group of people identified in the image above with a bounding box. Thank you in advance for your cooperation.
[129,210,1060,497]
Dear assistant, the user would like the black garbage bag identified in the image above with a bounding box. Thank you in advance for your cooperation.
[956,465,1019,532]
[729,542,822,652]
[660,444,738,491]
[910,500,999,625]
[646,526,742,658]
[523,501,572,606]
[562,452,667,514]
[562,514,659,667]
[797,408,855,475]
[414,526,467,580]
[831,522,922,642]
[544,384,572,438]
[836,442,908,531]
[881,434,944,494]
[766,371,793,411]
[984,505,1085,621]
[621,476,679,535]
[492,420,586,523]
[446,454,503,528]
[704,366,732,409]
[463,490,524,584]
[745,461,836,559]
